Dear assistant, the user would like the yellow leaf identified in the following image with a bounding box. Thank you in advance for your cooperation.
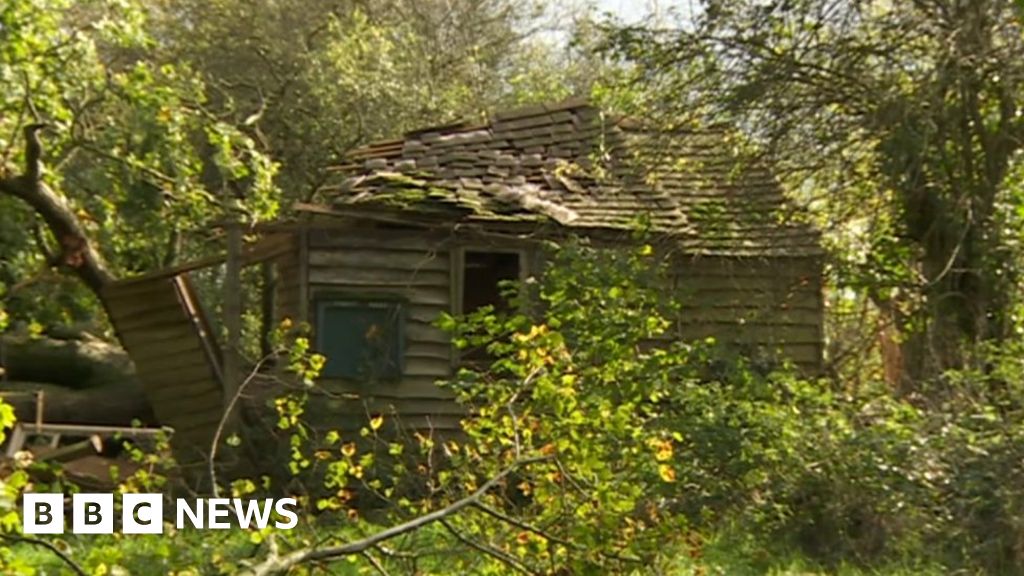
[658,464,676,483]
[650,438,673,462]
[370,415,384,431]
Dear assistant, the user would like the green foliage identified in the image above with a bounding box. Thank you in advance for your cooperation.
[4,237,1024,574]
[428,239,821,571]
[435,238,1024,575]
[598,0,1024,380]
[146,0,599,198]
[0,0,282,335]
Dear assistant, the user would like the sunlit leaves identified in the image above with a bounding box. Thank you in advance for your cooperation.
[599,0,1024,379]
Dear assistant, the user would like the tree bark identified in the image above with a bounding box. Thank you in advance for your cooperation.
[2,380,155,427]
[1,334,135,390]
[0,335,155,426]
[0,125,115,295]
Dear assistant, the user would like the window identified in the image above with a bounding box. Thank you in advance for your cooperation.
[461,251,522,314]
[459,251,523,363]
[315,298,405,380]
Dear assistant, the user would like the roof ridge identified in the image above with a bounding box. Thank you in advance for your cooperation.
[490,96,594,122]
[403,119,486,139]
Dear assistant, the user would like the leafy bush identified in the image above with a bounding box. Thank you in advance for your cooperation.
[439,237,1024,575]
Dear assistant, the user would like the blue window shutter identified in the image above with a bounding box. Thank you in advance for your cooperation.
[316,299,405,380]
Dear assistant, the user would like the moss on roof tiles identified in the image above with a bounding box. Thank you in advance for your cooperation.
[317,99,821,256]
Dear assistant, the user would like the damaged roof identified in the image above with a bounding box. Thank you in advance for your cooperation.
[310,98,821,257]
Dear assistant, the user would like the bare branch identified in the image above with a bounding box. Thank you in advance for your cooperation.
[360,550,392,576]
[470,501,573,549]
[209,353,276,498]
[439,518,537,575]
[0,534,87,576]
[239,455,552,576]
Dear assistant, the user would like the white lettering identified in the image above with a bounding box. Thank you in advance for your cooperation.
[207,498,231,529]
[274,498,298,529]
[123,494,163,534]
[22,493,64,534]
[232,498,274,529]
[175,499,204,529]
[72,493,114,534]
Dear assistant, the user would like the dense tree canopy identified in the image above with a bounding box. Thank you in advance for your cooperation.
[146,0,588,197]
[601,0,1024,384]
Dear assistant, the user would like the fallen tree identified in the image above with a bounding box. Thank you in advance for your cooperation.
[1,333,134,390]
[0,334,155,426]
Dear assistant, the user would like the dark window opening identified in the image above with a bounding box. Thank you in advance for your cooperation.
[461,251,521,364]
[315,299,404,381]
[463,251,521,314]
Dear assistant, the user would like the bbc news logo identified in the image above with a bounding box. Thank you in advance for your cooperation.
[23,493,298,534]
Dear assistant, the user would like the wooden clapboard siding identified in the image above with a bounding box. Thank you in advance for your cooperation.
[302,390,465,434]
[273,234,303,324]
[305,228,459,431]
[103,275,224,463]
[278,227,823,440]
[673,255,824,371]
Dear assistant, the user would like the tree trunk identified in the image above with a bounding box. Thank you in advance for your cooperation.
[1,335,155,426]
[0,125,115,295]
[2,380,155,427]
[1,334,134,390]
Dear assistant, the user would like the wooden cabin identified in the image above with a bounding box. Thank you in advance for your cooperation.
[101,99,823,465]
[266,99,824,437]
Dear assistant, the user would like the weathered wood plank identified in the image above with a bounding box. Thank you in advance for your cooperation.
[113,308,203,334]
[678,290,820,309]
[316,377,455,400]
[406,305,446,324]
[676,323,820,343]
[775,344,822,365]
[151,389,224,414]
[308,249,449,272]
[142,363,219,386]
[305,396,465,417]
[405,321,449,344]
[107,298,184,325]
[675,256,820,275]
[104,278,179,301]
[118,324,207,348]
[308,229,453,251]
[163,408,224,432]
[307,267,449,287]
[402,357,451,378]
[675,275,818,292]
[678,307,821,325]
[309,284,450,307]
[147,380,222,404]
[406,341,452,359]
[132,344,209,373]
